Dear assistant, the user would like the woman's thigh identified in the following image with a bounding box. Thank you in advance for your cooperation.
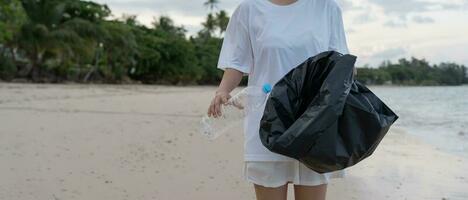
[253,183,288,200]
[293,184,327,200]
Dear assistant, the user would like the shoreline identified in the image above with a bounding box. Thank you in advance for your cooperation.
[327,127,468,200]
[0,83,466,200]
[1,81,468,88]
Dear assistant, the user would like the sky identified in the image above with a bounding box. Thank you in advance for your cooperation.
[92,0,468,67]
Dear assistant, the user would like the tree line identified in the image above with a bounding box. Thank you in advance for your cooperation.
[356,58,468,86]
[0,0,231,84]
[1,0,467,85]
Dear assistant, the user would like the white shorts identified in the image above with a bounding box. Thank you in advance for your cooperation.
[243,160,345,188]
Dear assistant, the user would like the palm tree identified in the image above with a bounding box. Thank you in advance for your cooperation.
[153,16,187,37]
[201,13,217,36]
[215,10,229,35]
[18,0,104,81]
[19,0,71,80]
[203,0,219,13]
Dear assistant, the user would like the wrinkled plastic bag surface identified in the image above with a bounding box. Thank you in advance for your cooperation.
[259,51,399,173]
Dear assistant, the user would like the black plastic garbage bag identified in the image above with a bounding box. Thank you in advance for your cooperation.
[259,51,399,173]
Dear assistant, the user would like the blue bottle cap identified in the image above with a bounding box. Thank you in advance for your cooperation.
[262,83,272,94]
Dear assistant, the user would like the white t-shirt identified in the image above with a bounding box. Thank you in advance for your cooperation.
[217,0,350,161]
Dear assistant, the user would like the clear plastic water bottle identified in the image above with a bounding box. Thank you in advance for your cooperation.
[200,83,272,140]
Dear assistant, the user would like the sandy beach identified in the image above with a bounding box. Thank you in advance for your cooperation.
[0,83,467,200]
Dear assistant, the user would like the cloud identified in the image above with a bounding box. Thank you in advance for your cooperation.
[95,0,205,16]
[412,15,435,24]
[335,0,359,11]
[352,0,466,27]
[358,47,408,66]
[369,0,431,14]
[383,20,407,28]
[353,13,377,24]
[382,15,435,27]
[368,0,465,15]
[372,47,407,59]
[346,28,356,34]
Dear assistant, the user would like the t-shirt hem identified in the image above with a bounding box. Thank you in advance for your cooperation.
[244,154,296,162]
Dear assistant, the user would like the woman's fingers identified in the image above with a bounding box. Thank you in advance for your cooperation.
[207,101,213,117]
[214,96,222,117]
[208,93,230,118]
[208,98,216,117]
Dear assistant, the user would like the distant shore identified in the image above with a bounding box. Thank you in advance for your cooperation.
[1,79,467,87]
[0,83,467,200]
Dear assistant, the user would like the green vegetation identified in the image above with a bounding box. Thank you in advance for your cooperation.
[0,0,228,84]
[0,0,467,85]
[356,58,468,86]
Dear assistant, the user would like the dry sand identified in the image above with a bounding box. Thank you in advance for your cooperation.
[0,83,467,200]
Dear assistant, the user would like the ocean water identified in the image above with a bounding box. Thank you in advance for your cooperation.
[368,85,468,157]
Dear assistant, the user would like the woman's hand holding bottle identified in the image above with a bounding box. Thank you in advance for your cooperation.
[208,90,231,118]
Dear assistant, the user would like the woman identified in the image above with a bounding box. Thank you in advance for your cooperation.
[207,0,352,199]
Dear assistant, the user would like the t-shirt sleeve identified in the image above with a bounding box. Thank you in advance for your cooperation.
[328,3,350,54]
[216,4,253,76]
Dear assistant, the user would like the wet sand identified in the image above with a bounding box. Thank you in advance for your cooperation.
[0,83,467,200]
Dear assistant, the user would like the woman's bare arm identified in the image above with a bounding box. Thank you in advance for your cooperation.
[207,68,245,118]
[217,69,244,95]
